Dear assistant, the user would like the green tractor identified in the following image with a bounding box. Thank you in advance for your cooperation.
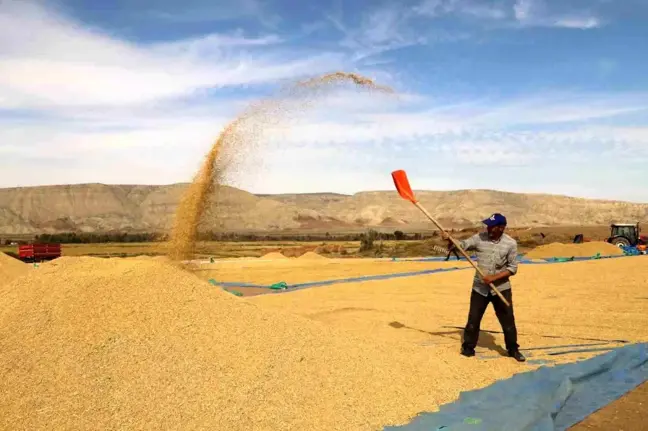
[606,223,647,249]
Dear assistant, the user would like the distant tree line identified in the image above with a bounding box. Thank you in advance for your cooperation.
[195,230,436,242]
[2,227,478,245]
[33,232,160,244]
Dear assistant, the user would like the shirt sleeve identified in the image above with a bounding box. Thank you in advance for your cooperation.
[506,241,518,276]
[459,234,480,251]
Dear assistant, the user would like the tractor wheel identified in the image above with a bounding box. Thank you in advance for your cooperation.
[612,237,630,248]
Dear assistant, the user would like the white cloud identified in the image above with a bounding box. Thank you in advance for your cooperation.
[328,5,426,61]
[2,86,648,200]
[414,0,603,29]
[513,0,602,29]
[0,0,646,202]
[0,0,344,109]
[416,0,508,20]
[148,0,282,29]
[553,16,601,29]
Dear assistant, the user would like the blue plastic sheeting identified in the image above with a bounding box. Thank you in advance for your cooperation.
[384,343,648,431]
[519,255,632,265]
[208,266,472,290]
[208,255,644,291]
[406,254,644,264]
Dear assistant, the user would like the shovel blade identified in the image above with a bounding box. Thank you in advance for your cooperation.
[391,170,417,203]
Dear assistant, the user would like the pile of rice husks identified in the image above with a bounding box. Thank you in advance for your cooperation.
[0,256,526,430]
[524,241,625,259]
[0,252,29,286]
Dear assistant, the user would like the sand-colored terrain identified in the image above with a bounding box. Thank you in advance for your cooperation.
[1,254,646,430]
[2,183,648,234]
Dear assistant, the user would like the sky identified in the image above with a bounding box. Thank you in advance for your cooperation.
[1,0,648,201]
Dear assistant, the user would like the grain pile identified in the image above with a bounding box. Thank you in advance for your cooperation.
[251,257,648,355]
[0,256,525,430]
[298,251,329,260]
[167,72,392,261]
[0,252,29,286]
[525,241,625,259]
[260,251,289,260]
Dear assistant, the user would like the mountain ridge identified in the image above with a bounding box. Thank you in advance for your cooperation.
[0,183,646,234]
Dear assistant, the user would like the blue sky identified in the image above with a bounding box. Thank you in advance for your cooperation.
[1,0,647,201]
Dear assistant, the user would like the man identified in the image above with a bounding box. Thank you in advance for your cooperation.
[443,213,526,362]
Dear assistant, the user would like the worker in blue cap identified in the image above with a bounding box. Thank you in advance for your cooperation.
[443,213,525,362]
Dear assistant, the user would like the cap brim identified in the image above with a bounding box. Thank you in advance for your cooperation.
[482,218,504,227]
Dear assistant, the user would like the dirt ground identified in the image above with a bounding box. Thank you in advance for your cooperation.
[569,382,647,430]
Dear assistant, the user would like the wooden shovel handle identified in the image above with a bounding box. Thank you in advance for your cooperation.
[413,202,511,307]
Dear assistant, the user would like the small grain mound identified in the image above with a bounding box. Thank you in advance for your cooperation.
[298,251,329,260]
[525,241,625,259]
[0,252,29,286]
[131,255,170,262]
[260,251,289,260]
[0,257,523,430]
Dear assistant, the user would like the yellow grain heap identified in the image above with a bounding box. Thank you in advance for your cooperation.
[0,252,29,286]
[0,256,524,431]
[524,241,625,259]
[298,251,329,260]
[260,251,289,260]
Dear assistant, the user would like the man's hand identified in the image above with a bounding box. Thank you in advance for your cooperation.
[481,275,496,285]
[482,270,512,286]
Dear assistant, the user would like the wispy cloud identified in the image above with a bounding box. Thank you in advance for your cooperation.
[1,0,646,202]
[413,0,603,29]
[0,0,342,110]
[147,0,281,28]
[326,5,426,61]
[415,0,508,20]
[513,0,602,29]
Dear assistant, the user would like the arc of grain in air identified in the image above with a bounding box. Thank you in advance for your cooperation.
[168,72,394,261]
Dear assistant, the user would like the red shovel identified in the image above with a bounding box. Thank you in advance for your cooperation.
[391,169,510,307]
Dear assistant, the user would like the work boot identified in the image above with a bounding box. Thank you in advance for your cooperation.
[509,350,526,362]
[460,347,475,357]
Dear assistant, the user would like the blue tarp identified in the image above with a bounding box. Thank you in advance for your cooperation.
[210,255,644,291]
[208,266,471,290]
[407,254,635,264]
[384,343,648,431]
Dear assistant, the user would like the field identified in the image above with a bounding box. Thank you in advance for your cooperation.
[1,237,646,430]
[0,240,360,258]
[0,224,615,260]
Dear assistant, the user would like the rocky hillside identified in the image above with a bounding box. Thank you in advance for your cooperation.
[1,183,647,234]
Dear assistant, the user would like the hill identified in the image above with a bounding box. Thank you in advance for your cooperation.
[0,183,647,235]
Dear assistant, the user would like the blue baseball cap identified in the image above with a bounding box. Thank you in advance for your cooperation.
[483,213,507,227]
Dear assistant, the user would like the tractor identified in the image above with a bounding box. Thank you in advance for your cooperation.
[606,223,647,250]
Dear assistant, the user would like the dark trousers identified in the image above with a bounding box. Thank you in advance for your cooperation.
[463,289,519,353]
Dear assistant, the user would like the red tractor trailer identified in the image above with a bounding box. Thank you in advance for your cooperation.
[17,243,62,263]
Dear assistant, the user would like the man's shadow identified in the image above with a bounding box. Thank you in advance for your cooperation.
[389,321,508,356]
